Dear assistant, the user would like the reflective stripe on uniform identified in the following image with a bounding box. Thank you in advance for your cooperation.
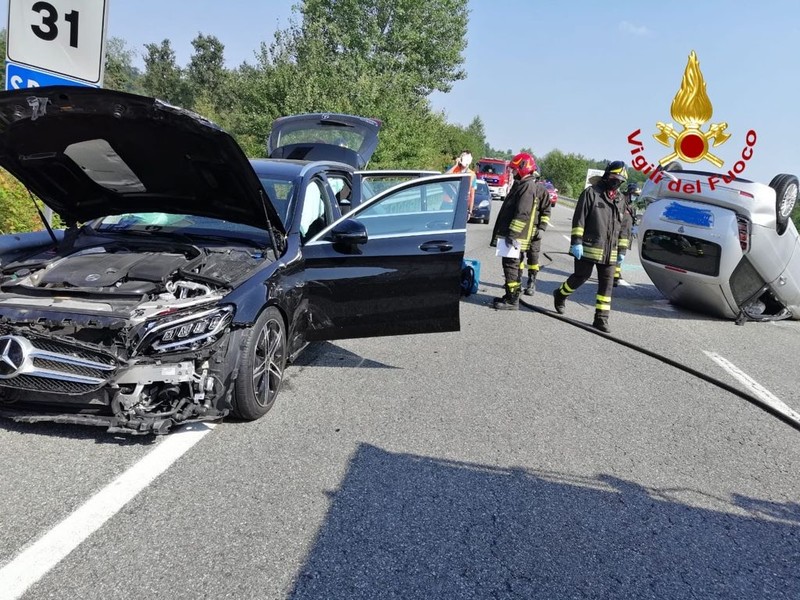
[596,293,611,311]
[583,247,603,260]
[529,264,540,272]
[560,281,575,295]
[614,266,621,277]
[618,238,630,249]
[508,281,521,290]
[541,216,550,224]
[572,226,584,236]
[510,219,525,232]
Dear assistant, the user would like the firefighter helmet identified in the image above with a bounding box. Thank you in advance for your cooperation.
[509,152,537,178]
[603,161,628,183]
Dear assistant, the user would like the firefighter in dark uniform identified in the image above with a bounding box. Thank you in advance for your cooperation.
[552,161,628,332]
[520,170,552,296]
[614,182,640,287]
[490,152,551,310]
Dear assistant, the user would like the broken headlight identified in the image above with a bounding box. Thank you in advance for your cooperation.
[135,306,234,355]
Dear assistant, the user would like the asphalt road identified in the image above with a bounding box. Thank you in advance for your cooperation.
[1,200,799,599]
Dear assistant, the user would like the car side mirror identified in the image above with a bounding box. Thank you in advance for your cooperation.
[330,218,368,245]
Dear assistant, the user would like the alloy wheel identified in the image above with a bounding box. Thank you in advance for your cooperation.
[251,318,285,408]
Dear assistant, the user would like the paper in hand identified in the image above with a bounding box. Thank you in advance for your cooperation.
[495,238,520,259]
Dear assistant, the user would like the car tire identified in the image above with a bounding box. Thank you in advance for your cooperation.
[482,217,489,224]
[769,174,799,235]
[232,306,287,420]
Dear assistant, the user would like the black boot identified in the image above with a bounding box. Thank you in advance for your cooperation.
[553,289,567,314]
[523,272,537,296]
[493,286,520,310]
[592,313,610,333]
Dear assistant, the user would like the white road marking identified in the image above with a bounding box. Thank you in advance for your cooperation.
[562,234,570,242]
[617,279,633,288]
[703,352,800,423]
[0,423,216,600]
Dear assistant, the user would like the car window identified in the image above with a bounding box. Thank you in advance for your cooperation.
[257,176,295,226]
[352,181,459,236]
[300,179,334,242]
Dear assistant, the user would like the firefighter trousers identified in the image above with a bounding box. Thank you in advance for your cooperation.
[557,258,615,317]
[502,256,522,296]
[520,238,542,276]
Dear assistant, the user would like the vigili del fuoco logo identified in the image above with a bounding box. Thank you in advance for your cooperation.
[627,51,757,194]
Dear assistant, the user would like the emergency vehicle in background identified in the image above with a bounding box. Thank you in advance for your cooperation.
[476,157,513,200]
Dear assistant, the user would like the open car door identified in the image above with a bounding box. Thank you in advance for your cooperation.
[301,173,470,340]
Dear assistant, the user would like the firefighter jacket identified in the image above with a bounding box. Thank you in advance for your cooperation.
[533,186,552,239]
[570,184,625,264]
[617,198,635,257]
[492,176,550,251]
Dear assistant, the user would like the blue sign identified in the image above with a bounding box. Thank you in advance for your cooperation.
[5,61,98,91]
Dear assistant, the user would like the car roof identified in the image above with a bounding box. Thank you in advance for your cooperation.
[249,158,354,179]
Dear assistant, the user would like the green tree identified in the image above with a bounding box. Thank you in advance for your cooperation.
[539,149,592,198]
[141,39,192,106]
[187,34,227,99]
[296,0,468,97]
[104,37,143,93]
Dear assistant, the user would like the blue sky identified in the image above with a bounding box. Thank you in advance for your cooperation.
[3,0,799,182]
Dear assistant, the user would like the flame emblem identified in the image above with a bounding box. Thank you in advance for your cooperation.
[653,51,730,167]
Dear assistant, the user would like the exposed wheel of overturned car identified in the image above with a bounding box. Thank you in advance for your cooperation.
[769,173,799,235]
[232,307,287,420]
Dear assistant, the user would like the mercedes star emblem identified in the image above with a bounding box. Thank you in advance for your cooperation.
[0,336,26,378]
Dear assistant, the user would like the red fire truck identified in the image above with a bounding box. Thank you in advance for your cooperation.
[475,157,513,200]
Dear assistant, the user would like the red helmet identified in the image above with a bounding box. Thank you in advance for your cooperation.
[509,152,537,178]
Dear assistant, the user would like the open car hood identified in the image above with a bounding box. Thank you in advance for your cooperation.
[267,113,380,169]
[0,87,285,234]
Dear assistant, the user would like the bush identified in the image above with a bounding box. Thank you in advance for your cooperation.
[0,168,42,234]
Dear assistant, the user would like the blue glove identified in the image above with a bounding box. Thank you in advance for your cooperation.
[570,244,583,260]
[617,253,625,264]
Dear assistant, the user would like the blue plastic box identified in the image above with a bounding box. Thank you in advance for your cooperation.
[462,258,480,295]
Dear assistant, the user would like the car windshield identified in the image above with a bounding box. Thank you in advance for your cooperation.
[477,162,505,175]
[477,182,489,193]
[257,176,296,225]
[92,213,272,245]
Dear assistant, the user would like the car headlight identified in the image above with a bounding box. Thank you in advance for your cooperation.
[478,200,490,208]
[134,306,234,355]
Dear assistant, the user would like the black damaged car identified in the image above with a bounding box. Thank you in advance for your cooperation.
[0,87,470,434]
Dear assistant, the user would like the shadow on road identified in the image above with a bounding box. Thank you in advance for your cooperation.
[292,341,399,369]
[289,444,799,599]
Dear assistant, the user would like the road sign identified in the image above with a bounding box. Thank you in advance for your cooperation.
[6,0,109,85]
[5,60,97,90]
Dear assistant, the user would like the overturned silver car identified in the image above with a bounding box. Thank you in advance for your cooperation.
[638,164,800,322]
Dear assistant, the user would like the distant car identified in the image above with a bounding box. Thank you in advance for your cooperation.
[470,180,492,224]
[543,181,558,206]
[638,165,800,322]
[0,87,472,435]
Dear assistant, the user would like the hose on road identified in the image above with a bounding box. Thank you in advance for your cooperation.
[517,252,800,434]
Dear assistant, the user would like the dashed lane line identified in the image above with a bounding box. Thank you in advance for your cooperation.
[704,352,800,423]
